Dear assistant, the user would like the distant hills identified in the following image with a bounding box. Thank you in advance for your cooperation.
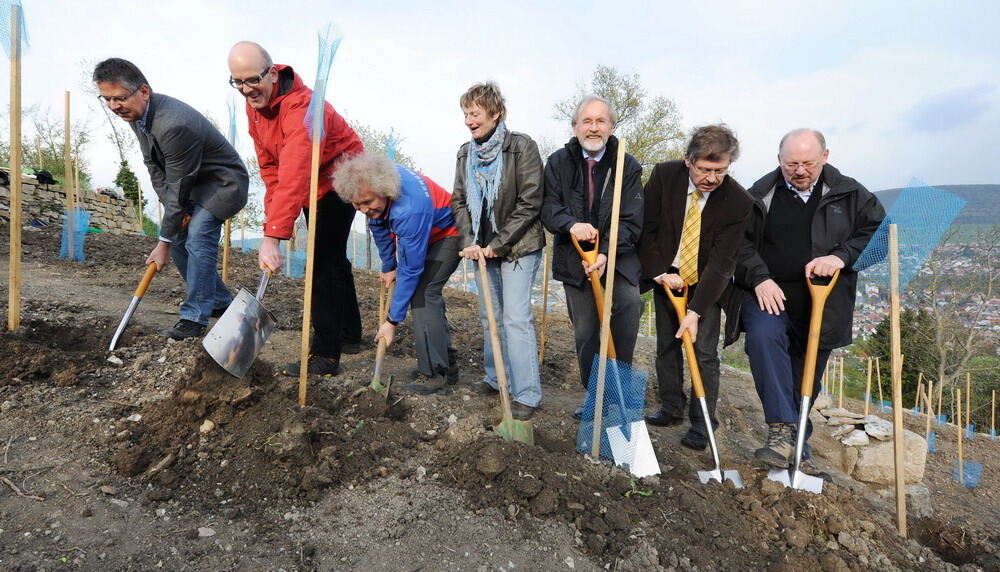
[875,184,999,226]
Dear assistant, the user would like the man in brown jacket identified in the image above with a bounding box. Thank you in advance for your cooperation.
[638,125,753,450]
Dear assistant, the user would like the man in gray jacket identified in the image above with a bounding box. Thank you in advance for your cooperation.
[94,58,249,340]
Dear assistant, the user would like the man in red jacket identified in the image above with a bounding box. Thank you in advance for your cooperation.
[228,41,365,376]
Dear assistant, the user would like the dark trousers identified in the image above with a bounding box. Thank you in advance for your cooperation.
[563,275,642,389]
[652,283,722,438]
[740,289,831,447]
[306,193,362,359]
[411,236,461,377]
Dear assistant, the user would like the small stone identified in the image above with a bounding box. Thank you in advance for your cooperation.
[197,527,216,537]
[862,416,893,440]
[199,420,215,434]
[820,408,864,419]
[157,356,166,363]
[125,414,142,423]
[99,485,117,496]
[829,424,856,438]
[859,520,877,534]
[81,507,93,518]
[108,499,129,509]
[107,356,124,366]
[567,502,585,511]
[841,429,870,447]
[782,524,811,548]
[0,401,15,413]
[563,556,575,569]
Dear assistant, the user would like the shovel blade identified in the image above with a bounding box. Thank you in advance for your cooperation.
[494,416,534,446]
[606,421,660,478]
[767,467,824,494]
[203,288,277,378]
[697,469,745,488]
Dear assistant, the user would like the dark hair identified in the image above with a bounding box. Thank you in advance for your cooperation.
[92,58,150,91]
[686,124,740,162]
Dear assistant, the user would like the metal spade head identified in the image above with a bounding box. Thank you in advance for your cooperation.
[767,467,824,494]
[698,469,745,488]
[203,286,276,378]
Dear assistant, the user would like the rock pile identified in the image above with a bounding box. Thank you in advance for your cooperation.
[1,175,143,235]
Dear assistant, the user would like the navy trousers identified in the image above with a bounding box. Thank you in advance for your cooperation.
[740,289,831,449]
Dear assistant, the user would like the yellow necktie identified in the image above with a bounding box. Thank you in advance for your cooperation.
[678,190,703,285]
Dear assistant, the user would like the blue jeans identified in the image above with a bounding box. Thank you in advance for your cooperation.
[476,250,543,408]
[170,205,232,325]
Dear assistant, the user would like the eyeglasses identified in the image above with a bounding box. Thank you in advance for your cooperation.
[691,164,729,177]
[229,68,271,89]
[97,86,141,104]
[781,160,821,171]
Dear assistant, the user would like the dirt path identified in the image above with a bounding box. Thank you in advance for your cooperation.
[1,224,996,571]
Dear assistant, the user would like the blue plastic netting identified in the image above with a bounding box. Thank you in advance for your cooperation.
[853,179,967,291]
[964,424,976,441]
[934,414,948,428]
[927,431,936,453]
[59,208,89,262]
[952,460,982,488]
[576,354,648,462]
[0,0,29,60]
[226,94,239,148]
[385,131,401,161]
[303,23,344,142]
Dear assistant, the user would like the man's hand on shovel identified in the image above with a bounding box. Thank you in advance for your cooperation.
[375,321,396,347]
[582,253,607,278]
[258,237,284,273]
[145,240,171,271]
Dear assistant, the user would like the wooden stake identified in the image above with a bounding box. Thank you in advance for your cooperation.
[838,356,844,409]
[888,224,907,537]
[222,219,231,284]
[590,139,626,458]
[876,356,884,410]
[6,4,23,331]
[937,377,944,422]
[64,91,75,258]
[135,180,144,230]
[965,372,971,433]
[914,373,923,410]
[957,388,964,483]
[538,241,551,363]
[864,357,873,416]
[239,210,246,251]
[297,133,322,406]
[992,389,995,436]
[924,385,933,443]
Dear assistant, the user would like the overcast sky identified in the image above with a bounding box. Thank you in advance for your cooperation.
[3,0,998,223]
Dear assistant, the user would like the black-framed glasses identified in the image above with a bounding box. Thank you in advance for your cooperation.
[97,86,141,104]
[229,68,271,89]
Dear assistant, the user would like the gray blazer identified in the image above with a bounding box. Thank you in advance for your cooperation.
[131,93,249,240]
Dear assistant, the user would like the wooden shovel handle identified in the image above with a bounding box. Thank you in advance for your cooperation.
[478,257,515,421]
[133,263,158,297]
[570,232,599,265]
[800,269,840,398]
[570,233,616,358]
[663,283,707,399]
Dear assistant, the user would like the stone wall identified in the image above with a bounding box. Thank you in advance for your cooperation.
[0,173,144,235]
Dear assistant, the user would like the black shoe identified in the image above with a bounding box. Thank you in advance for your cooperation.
[402,376,449,395]
[341,341,367,355]
[572,406,584,421]
[470,380,499,395]
[510,402,536,421]
[161,319,206,340]
[210,304,230,319]
[281,355,340,377]
[645,411,685,427]
[680,431,708,451]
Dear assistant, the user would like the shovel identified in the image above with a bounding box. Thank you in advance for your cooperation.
[203,270,277,378]
[663,284,744,488]
[478,256,533,445]
[109,262,158,351]
[367,282,396,394]
[767,269,840,494]
[571,233,617,357]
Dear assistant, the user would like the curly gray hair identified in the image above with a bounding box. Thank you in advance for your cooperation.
[333,153,401,203]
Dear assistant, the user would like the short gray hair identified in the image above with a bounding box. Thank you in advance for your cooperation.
[779,128,826,154]
[571,95,618,127]
[333,152,400,203]
[686,124,740,162]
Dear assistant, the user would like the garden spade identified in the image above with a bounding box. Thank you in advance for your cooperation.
[478,256,533,445]
[663,284,743,488]
[767,269,840,494]
[571,233,616,357]
[203,270,276,378]
[109,262,158,351]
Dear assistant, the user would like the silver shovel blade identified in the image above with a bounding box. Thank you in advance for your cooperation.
[767,467,824,494]
[697,469,745,488]
[202,288,277,378]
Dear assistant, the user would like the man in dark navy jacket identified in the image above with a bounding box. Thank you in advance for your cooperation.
[726,129,884,468]
[638,125,753,450]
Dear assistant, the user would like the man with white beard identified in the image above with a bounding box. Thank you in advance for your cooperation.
[540,96,644,414]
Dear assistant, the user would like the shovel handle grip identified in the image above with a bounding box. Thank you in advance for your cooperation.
[663,284,707,399]
[570,232,600,265]
[255,270,272,301]
[134,263,158,297]
[573,232,617,358]
[800,269,840,397]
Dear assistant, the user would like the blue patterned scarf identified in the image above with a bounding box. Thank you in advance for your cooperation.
[465,121,506,243]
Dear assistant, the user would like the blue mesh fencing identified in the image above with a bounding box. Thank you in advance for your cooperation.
[226,94,239,148]
[303,23,344,142]
[59,208,90,262]
[952,460,982,488]
[385,131,401,161]
[0,0,29,60]
[927,431,936,453]
[934,414,947,427]
[853,179,967,291]
[576,354,648,462]
[964,424,975,441]
[878,400,892,413]
[990,429,997,441]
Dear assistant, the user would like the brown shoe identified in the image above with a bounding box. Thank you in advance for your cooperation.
[510,402,536,421]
